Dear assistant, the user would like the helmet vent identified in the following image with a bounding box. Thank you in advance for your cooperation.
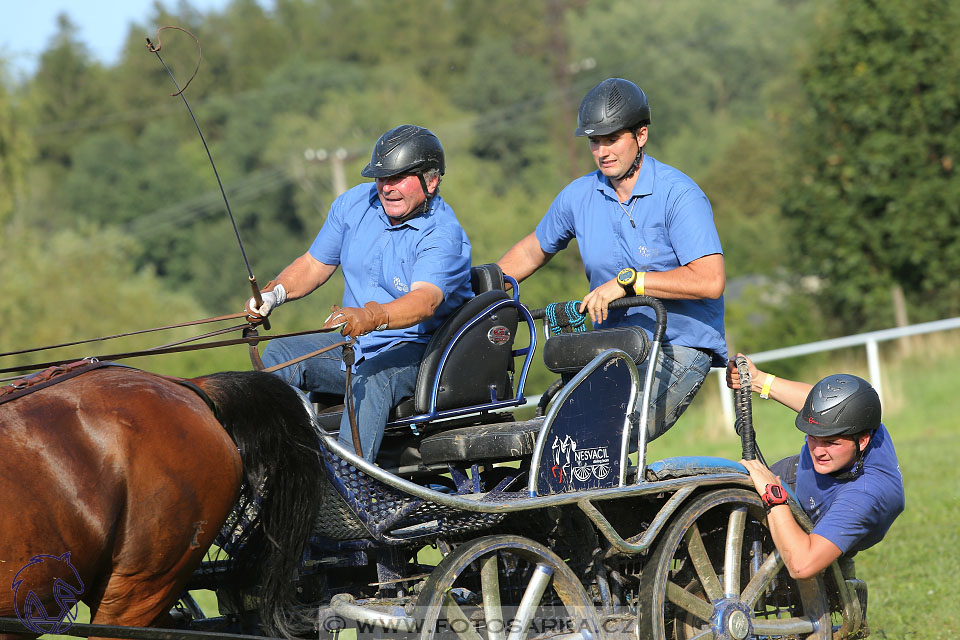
[607,85,625,115]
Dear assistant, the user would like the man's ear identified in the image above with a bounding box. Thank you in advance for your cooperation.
[858,431,872,451]
[635,125,649,148]
[426,173,440,194]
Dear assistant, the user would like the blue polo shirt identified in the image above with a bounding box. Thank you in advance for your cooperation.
[535,155,727,364]
[309,183,472,360]
[795,425,905,555]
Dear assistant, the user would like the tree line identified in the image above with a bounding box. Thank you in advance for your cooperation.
[2,0,958,383]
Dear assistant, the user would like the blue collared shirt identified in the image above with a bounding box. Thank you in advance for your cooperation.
[309,183,472,360]
[535,155,727,364]
[796,425,905,554]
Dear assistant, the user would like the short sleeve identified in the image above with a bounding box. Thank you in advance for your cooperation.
[665,187,723,265]
[410,225,471,297]
[536,189,577,254]
[810,490,882,554]
[309,196,347,264]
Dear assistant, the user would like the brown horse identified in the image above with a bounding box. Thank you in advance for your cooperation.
[0,366,323,639]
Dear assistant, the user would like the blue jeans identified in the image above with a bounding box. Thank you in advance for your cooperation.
[262,334,426,462]
[643,343,712,441]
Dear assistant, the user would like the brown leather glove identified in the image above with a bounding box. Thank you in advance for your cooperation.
[322,301,389,338]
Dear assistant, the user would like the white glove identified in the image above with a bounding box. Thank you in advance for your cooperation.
[246,283,287,319]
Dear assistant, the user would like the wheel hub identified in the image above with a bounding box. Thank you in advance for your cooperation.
[727,610,750,639]
[710,599,753,640]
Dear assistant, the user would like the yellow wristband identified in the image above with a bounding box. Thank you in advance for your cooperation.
[760,374,776,399]
[634,271,645,296]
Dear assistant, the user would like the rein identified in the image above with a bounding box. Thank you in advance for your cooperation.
[0,312,249,360]
[0,325,347,377]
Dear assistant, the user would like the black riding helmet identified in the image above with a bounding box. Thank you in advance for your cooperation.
[361,125,445,179]
[796,374,881,437]
[575,78,651,137]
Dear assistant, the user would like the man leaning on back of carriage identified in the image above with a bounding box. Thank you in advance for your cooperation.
[498,78,727,442]
[245,125,472,463]
[728,355,905,580]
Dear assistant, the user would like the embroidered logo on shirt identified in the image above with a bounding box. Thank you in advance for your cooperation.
[637,245,652,258]
[393,277,409,293]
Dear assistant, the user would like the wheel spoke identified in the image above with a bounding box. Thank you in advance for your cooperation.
[795,575,832,639]
[685,628,716,640]
[751,616,816,635]
[723,507,746,598]
[442,590,484,640]
[481,555,506,640]
[666,581,714,622]
[740,548,783,607]
[506,563,554,640]
[684,523,723,601]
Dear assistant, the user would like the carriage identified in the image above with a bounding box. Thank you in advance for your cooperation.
[0,265,868,640]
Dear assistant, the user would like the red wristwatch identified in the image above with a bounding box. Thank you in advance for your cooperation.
[761,483,789,510]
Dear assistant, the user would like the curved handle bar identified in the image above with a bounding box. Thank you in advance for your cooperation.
[528,295,667,343]
[734,354,757,461]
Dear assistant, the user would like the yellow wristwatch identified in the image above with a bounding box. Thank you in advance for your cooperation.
[617,267,638,295]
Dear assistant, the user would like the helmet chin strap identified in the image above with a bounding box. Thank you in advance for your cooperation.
[832,429,873,480]
[387,174,440,224]
[616,147,644,182]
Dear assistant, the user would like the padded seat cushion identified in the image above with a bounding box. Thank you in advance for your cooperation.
[420,418,544,465]
[644,456,748,481]
[543,326,650,374]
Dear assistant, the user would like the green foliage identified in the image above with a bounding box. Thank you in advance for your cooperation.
[0,67,33,224]
[0,221,245,377]
[786,0,960,331]
[5,0,957,378]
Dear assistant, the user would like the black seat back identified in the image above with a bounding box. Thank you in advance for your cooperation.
[410,264,518,415]
[412,290,518,414]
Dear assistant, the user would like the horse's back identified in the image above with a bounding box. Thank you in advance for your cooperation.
[0,367,242,625]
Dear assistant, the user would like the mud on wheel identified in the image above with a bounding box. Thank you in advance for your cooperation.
[638,488,832,640]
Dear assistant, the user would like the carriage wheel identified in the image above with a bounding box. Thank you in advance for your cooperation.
[416,535,601,640]
[638,488,831,640]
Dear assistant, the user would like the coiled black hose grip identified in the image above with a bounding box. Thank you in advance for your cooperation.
[734,355,757,461]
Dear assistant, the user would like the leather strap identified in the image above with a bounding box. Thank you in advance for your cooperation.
[0,360,124,406]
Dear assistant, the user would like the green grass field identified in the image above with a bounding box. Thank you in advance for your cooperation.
[46,333,957,640]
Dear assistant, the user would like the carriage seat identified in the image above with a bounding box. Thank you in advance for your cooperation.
[419,417,544,465]
[542,326,650,374]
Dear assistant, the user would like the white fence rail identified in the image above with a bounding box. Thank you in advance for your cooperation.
[717,316,960,425]
[514,316,960,423]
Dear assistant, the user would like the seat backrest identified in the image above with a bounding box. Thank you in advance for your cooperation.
[470,263,506,294]
[412,289,518,414]
[412,281,519,415]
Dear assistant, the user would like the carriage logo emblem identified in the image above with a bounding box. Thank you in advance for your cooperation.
[487,325,511,345]
[551,436,611,485]
[11,552,85,635]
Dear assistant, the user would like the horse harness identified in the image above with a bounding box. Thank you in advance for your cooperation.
[0,359,218,421]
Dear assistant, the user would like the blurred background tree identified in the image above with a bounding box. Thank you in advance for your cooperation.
[785,0,960,333]
[1,0,958,382]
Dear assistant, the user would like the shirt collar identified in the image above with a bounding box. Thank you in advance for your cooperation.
[367,182,430,230]
[595,154,656,201]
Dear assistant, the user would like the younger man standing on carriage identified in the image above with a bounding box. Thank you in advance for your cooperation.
[245,125,472,462]
[497,78,727,442]
[728,357,905,580]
